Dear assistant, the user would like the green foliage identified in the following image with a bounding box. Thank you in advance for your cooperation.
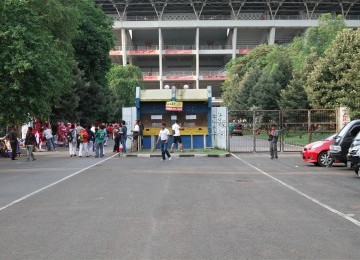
[107,64,143,116]
[0,0,77,126]
[66,0,115,124]
[223,45,292,110]
[305,29,360,118]
[303,14,346,57]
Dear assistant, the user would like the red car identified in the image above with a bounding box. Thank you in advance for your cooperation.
[302,134,337,167]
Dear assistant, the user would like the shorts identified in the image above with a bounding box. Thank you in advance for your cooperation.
[173,136,182,144]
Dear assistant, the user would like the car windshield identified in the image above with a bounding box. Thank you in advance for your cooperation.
[325,134,337,141]
[354,131,360,141]
[336,122,354,138]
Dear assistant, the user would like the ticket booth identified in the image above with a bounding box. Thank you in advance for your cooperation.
[136,86,212,150]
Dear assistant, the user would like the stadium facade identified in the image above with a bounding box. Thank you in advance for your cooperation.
[95,0,360,103]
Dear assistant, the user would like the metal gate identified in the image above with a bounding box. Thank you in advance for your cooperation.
[228,109,337,152]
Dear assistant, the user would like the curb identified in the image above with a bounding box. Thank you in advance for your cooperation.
[120,153,231,158]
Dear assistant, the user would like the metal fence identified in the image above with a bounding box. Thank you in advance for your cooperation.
[228,109,337,153]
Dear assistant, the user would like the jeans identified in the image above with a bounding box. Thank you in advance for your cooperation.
[26,145,35,159]
[95,141,104,157]
[46,137,55,151]
[87,141,94,155]
[270,142,278,158]
[113,136,120,152]
[161,141,171,160]
[121,138,127,153]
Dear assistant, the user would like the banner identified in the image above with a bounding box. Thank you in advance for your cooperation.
[166,101,183,112]
[239,49,251,54]
[143,75,159,81]
[164,50,193,54]
[128,50,157,55]
[202,75,226,80]
[166,75,195,80]
[109,50,122,55]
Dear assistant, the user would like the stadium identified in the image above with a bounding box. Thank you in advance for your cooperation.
[94,0,360,104]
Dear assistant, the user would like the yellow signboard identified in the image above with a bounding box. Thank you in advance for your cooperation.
[166,101,183,112]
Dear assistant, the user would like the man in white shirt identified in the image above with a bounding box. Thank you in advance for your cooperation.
[157,123,171,161]
[131,120,140,151]
[170,120,183,153]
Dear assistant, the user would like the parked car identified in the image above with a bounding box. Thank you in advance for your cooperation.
[229,123,243,136]
[302,134,336,167]
[346,131,360,175]
[330,119,360,164]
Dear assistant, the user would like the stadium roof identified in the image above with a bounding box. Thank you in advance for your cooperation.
[94,1,360,19]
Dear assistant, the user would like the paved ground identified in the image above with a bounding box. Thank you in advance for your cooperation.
[1,147,360,259]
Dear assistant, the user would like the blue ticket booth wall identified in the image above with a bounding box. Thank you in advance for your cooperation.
[140,101,211,150]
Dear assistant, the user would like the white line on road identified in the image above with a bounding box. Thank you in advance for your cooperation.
[231,153,360,228]
[0,154,117,213]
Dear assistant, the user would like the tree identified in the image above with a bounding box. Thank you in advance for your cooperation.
[222,44,275,109]
[107,65,143,117]
[249,50,293,110]
[279,14,345,109]
[305,29,360,117]
[71,0,115,124]
[303,14,346,58]
[0,0,78,126]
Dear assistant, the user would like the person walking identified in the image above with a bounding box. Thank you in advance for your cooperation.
[157,123,171,161]
[67,124,77,157]
[95,125,107,158]
[268,124,280,159]
[120,120,127,155]
[170,120,183,153]
[25,127,36,161]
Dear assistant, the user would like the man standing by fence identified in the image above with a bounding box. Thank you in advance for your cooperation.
[268,124,280,159]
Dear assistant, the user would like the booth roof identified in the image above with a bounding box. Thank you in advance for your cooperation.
[140,89,209,102]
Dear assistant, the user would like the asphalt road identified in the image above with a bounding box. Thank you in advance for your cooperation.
[1,149,360,259]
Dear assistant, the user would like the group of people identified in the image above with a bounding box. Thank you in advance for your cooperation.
[67,124,114,158]
[156,120,184,161]
[0,127,37,161]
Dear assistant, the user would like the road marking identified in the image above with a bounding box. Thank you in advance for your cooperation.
[0,154,117,213]
[231,153,360,228]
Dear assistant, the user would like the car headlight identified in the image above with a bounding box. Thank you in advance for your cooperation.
[356,149,360,156]
[330,145,341,153]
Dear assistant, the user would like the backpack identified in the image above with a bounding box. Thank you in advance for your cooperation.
[66,130,74,142]
[77,132,83,143]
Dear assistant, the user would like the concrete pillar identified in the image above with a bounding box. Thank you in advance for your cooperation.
[232,27,237,59]
[121,29,127,66]
[268,27,276,45]
[159,28,163,89]
[196,27,199,89]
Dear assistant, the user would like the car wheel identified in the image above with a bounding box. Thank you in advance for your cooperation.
[318,151,332,167]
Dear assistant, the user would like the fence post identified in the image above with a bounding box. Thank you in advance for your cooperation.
[253,110,256,152]
[308,110,312,144]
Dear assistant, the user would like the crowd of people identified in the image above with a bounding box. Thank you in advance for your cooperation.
[0,119,186,161]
